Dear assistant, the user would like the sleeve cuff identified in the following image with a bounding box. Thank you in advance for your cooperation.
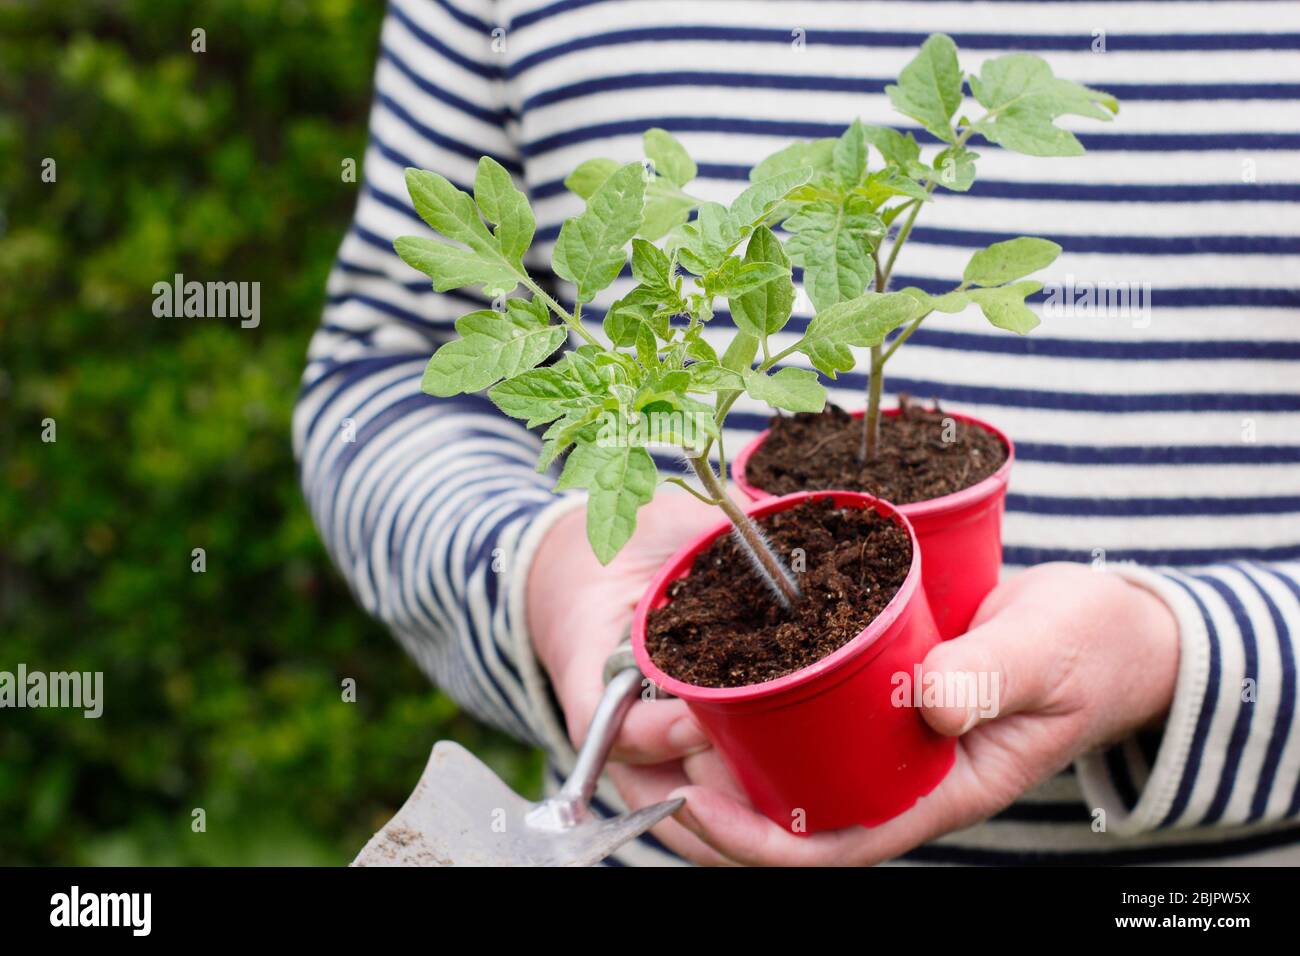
[1074,564,1214,836]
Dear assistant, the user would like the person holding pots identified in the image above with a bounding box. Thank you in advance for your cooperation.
[296,0,1300,865]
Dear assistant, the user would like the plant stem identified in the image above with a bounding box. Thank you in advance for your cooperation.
[879,199,923,290]
[861,344,884,462]
[716,428,729,495]
[860,122,981,458]
[695,347,789,463]
[521,275,604,348]
[664,475,720,506]
[881,307,933,364]
[688,455,800,608]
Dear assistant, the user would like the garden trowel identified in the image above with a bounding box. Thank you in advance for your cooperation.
[352,645,681,866]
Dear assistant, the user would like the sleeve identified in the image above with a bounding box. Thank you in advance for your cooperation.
[292,0,576,755]
[1076,561,1300,836]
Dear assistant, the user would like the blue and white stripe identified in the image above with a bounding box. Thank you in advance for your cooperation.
[294,0,1300,864]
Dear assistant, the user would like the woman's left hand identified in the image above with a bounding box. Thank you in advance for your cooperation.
[667,562,1181,866]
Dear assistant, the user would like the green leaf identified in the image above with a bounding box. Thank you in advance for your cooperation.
[399,168,522,294]
[553,163,646,303]
[639,179,698,241]
[978,105,1084,156]
[634,322,660,369]
[473,157,534,263]
[963,237,1061,287]
[931,145,978,192]
[420,305,566,397]
[785,196,883,311]
[405,168,497,252]
[675,202,737,275]
[885,34,964,144]
[561,349,608,395]
[744,367,826,413]
[730,225,795,337]
[702,257,789,300]
[796,291,921,377]
[505,297,550,326]
[967,281,1043,334]
[635,369,691,409]
[393,236,518,296]
[630,238,676,297]
[832,119,868,187]
[900,287,970,314]
[970,54,1117,157]
[684,330,720,365]
[555,442,657,564]
[488,366,593,427]
[721,330,759,375]
[858,125,921,168]
[643,128,696,187]
[860,167,933,205]
[686,362,743,393]
[537,409,603,471]
[602,289,657,347]
[751,139,837,183]
[729,168,814,229]
[564,158,619,199]
[971,54,1118,119]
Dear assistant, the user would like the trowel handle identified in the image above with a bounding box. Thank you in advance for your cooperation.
[538,639,671,829]
[563,664,643,809]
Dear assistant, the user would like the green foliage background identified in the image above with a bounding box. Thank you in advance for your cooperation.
[0,0,541,864]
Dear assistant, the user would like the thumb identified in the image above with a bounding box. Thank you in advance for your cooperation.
[918,613,1058,736]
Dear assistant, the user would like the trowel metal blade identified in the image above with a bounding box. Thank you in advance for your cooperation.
[352,741,682,867]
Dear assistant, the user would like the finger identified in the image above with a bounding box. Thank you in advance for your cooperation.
[920,610,1061,736]
[559,636,710,765]
[607,763,737,866]
[682,748,748,803]
[669,785,833,866]
[611,695,711,764]
[667,785,911,866]
[968,573,1035,629]
[671,749,989,867]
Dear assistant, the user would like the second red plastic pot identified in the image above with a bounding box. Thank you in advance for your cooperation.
[632,491,955,834]
[732,408,1013,639]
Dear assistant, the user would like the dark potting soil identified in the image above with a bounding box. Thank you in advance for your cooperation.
[645,498,911,688]
[744,401,1008,505]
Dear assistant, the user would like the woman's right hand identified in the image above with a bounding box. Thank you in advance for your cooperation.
[526,491,745,865]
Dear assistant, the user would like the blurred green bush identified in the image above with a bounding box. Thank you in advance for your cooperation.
[0,0,540,865]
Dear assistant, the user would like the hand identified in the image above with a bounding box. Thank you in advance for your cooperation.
[667,562,1181,865]
[526,490,747,865]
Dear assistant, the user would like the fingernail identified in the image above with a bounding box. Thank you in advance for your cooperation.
[667,716,711,754]
[668,789,698,830]
[957,706,980,735]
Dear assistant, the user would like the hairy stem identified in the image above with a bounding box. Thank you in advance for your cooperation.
[879,199,923,290]
[664,475,720,506]
[696,347,790,463]
[688,455,800,608]
[881,307,934,364]
[861,345,884,462]
[520,275,603,348]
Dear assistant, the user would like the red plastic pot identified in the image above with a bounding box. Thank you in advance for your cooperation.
[732,408,1013,640]
[631,491,954,834]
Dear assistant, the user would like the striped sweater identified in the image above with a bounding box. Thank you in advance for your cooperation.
[293,0,1300,864]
